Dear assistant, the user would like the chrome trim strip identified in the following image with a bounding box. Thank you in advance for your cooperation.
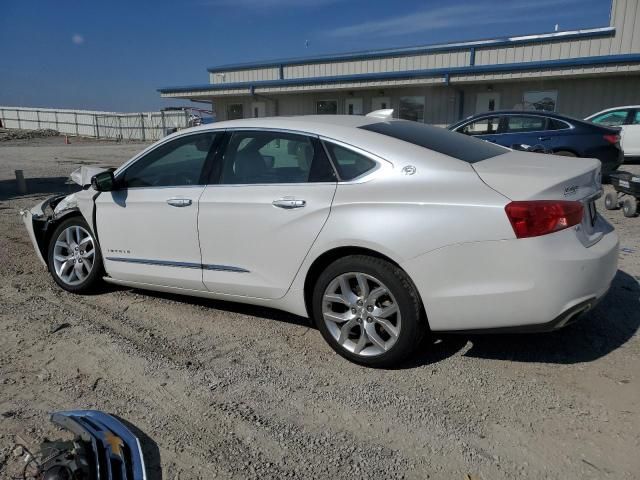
[106,256,250,273]
[106,257,202,269]
[202,263,250,273]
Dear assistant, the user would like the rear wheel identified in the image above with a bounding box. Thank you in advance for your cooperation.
[622,197,638,217]
[604,192,620,210]
[47,216,103,293]
[312,255,426,367]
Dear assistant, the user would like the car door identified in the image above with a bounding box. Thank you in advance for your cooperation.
[623,109,640,156]
[502,115,550,150]
[456,116,502,145]
[198,129,337,299]
[95,131,221,290]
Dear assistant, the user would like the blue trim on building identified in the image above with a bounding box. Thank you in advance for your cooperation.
[206,27,614,72]
[159,53,640,95]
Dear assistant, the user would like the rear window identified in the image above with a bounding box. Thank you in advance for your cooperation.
[359,120,507,163]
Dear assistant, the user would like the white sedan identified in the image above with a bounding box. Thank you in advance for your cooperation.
[586,106,640,158]
[21,111,619,367]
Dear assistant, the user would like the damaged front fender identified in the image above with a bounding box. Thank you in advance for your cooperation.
[20,194,73,267]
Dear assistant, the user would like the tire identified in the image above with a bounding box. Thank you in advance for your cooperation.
[604,192,620,210]
[47,216,104,293]
[622,197,638,217]
[312,255,426,368]
[553,150,577,157]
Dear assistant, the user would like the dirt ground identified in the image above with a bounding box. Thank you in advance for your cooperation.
[0,136,639,479]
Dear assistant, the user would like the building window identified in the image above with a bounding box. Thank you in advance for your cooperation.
[399,96,425,122]
[227,103,244,120]
[316,100,338,115]
[523,90,558,112]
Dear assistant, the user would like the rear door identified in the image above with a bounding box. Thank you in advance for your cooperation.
[198,129,337,299]
[456,116,502,145]
[502,114,552,150]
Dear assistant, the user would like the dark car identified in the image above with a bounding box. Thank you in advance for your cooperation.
[448,110,623,175]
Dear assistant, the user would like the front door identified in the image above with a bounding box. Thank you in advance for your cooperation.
[475,92,501,114]
[198,129,337,299]
[96,131,221,290]
[345,98,363,115]
[251,101,266,118]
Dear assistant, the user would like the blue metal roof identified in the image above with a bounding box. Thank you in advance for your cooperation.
[206,27,615,73]
[159,53,640,95]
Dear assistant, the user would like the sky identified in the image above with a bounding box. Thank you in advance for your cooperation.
[0,0,612,112]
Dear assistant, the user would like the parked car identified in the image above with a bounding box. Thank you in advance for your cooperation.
[448,110,623,176]
[21,112,618,367]
[585,106,640,158]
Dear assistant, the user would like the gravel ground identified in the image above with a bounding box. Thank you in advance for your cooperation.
[0,136,639,479]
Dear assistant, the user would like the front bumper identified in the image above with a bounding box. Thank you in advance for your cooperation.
[19,194,69,267]
[20,200,49,267]
[403,216,619,332]
[52,410,147,480]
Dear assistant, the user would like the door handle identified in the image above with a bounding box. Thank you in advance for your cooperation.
[538,136,551,141]
[166,197,192,207]
[272,198,306,209]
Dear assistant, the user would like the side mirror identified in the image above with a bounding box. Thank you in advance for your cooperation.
[91,171,116,191]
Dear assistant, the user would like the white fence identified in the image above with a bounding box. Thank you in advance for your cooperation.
[0,106,190,141]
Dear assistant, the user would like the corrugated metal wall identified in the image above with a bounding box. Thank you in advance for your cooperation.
[203,0,639,90]
[0,106,189,140]
[211,73,640,126]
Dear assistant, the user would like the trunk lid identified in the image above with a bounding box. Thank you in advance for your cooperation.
[472,151,601,202]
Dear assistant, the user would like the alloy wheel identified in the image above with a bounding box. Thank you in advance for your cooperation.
[322,272,401,357]
[52,225,96,286]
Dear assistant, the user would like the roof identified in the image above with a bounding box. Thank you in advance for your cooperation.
[206,27,615,72]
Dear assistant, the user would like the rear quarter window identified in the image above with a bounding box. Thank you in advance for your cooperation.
[360,120,507,163]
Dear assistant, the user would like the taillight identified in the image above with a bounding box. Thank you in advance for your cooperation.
[505,201,584,239]
[603,133,620,144]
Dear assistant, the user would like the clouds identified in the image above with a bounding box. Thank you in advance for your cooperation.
[71,34,85,45]
[327,0,585,38]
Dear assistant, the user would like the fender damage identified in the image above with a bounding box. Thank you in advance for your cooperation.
[19,166,105,266]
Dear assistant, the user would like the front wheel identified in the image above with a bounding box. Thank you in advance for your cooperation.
[47,216,104,293]
[312,255,426,368]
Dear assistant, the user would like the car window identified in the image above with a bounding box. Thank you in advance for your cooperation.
[547,118,570,130]
[591,110,629,126]
[323,142,377,181]
[123,132,218,188]
[360,120,507,164]
[505,116,546,133]
[459,116,500,136]
[219,131,335,184]
[633,110,640,125]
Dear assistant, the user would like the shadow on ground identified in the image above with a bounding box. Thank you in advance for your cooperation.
[113,415,163,480]
[461,269,639,364]
[107,270,639,369]
[0,177,78,201]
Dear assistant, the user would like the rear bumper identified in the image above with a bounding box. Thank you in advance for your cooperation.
[403,217,619,332]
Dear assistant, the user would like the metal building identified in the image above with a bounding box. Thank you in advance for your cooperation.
[159,0,640,125]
